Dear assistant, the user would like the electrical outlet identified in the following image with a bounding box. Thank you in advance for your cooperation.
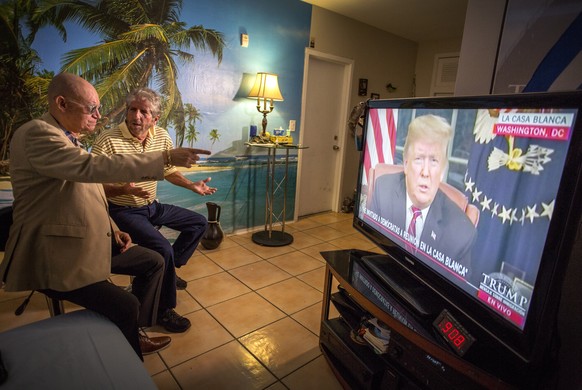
[289,120,296,132]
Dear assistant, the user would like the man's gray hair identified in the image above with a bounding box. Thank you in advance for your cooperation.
[126,87,162,116]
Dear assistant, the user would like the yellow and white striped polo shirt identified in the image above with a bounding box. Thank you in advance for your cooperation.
[92,121,177,207]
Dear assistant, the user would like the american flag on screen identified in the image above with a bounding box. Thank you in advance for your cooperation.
[362,108,398,186]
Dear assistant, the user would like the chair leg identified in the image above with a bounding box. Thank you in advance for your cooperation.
[45,296,64,317]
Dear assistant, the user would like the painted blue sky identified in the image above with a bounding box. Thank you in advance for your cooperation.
[31,0,312,152]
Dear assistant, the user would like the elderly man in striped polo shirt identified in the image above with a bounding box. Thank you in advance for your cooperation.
[92,88,217,333]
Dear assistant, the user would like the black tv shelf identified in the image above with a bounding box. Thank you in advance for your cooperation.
[319,249,513,389]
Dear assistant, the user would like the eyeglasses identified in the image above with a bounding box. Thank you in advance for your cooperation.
[67,99,102,115]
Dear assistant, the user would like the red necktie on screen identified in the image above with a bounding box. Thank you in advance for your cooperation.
[407,206,421,253]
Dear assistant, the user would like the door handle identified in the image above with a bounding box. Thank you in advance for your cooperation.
[333,145,340,150]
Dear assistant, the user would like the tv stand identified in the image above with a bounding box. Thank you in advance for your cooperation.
[319,249,511,389]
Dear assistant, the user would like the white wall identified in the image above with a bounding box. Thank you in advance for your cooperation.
[455,0,507,95]
[415,38,464,97]
[308,6,465,202]
[309,7,418,99]
[309,7,418,202]
[309,7,410,202]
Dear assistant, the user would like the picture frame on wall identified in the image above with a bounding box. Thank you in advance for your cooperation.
[358,78,368,96]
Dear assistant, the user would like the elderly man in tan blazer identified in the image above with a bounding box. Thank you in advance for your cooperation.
[0,72,209,359]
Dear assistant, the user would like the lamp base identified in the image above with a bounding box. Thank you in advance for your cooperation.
[260,112,268,136]
[252,230,293,247]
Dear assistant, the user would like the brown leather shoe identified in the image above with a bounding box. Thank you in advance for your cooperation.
[139,334,171,355]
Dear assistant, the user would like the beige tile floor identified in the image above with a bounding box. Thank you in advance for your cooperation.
[0,212,380,389]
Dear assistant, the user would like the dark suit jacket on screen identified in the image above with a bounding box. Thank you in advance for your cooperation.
[0,113,166,292]
[369,172,476,281]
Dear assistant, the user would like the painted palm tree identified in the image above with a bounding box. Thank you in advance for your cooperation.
[183,103,201,147]
[185,123,200,148]
[34,0,225,146]
[209,128,220,145]
[0,0,51,161]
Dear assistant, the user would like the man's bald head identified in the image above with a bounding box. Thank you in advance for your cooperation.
[47,73,101,136]
[48,73,95,106]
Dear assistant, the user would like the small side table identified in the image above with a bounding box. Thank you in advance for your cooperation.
[246,142,308,246]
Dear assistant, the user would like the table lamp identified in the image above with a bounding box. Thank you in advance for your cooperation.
[248,72,284,137]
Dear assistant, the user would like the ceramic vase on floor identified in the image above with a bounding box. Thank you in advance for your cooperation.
[201,202,224,250]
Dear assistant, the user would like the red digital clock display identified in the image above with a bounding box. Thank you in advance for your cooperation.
[433,310,475,356]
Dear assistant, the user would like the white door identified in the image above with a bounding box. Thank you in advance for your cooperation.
[296,49,353,218]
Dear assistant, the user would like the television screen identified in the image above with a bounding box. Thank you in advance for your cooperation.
[354,92,581,335]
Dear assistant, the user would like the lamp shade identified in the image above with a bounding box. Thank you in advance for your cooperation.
[248,72,284,101]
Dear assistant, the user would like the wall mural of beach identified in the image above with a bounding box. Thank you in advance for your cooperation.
[2,0,312,234]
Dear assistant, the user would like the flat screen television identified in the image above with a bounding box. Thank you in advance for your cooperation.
[352,91,582,387]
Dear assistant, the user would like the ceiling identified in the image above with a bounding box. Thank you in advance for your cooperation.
[303,0,469,43]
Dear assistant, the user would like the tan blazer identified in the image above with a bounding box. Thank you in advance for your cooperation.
[0,113,165,292]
